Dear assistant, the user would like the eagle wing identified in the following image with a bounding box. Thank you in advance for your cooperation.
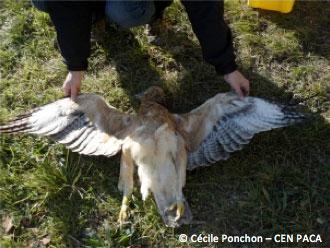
[175,93,306,170]
[0,93,137,157]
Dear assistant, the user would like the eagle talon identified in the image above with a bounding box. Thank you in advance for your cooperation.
[118,207,129,225]
[117,196,130,225]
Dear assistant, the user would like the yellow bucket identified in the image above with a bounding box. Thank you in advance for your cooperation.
[247,0,295,13]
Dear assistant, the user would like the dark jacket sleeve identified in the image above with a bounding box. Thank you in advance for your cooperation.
[181,1,237,75]
[47,2,93,71]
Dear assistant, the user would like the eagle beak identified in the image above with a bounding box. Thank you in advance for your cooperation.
[153,193,193,228]
[163,199,193,227]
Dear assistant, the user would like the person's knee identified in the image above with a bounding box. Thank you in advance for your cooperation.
[31,0,48,12]
[105,1,155,28]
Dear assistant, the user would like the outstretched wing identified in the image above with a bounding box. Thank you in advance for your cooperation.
[0,93,137,157]
[175,93,306,170]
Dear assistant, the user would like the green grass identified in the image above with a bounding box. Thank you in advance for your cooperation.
[0,0,329,247]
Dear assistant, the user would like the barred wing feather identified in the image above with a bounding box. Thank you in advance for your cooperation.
[0,94,136,157]
[176,93,306,170]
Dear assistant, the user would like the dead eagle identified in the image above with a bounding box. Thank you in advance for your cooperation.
[0,86,306,227]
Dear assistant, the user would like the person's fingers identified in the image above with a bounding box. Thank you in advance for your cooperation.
[233,85,244,99]
[70,84,79,102]
[242,84,249,97]
[62,80,70,96]
[238,80,249,97]
[63,85,71,97]
[245,87,250,96]
[244,81,250,96]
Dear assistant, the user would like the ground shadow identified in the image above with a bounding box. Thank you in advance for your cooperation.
[256,1,330,59]
[94,24,167,107]
[39,152,123,247]
[44,150,157,247]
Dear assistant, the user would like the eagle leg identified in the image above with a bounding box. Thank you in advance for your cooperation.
[117,148,134,225]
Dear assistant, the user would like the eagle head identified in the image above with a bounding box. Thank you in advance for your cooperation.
[135,86,166,105]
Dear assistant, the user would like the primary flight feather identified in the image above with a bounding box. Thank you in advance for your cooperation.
[0,86,306,227]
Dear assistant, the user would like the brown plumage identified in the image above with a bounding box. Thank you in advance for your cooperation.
[0,86,306,227]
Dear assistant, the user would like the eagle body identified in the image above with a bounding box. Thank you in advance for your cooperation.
[120,101,191,226]
[0,86,306,227]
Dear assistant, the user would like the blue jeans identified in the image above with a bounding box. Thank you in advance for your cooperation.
[106,1,155,28]
[31,1,155,28]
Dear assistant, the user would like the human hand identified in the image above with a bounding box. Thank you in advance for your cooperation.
[62,71,84,101]
[224,70,250,98]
